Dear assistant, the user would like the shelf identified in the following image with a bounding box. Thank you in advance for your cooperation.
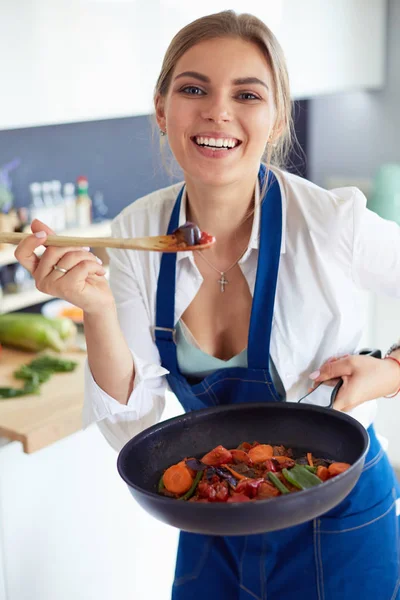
[0,289,52,313]
[0,220,112,267]
[0,267,110,314]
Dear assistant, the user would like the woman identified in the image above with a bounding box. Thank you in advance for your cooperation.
[15,11,400,600]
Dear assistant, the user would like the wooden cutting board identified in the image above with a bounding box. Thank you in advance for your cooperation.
[0,347,87,453]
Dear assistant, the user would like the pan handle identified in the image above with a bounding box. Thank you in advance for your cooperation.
[328,348,382,408]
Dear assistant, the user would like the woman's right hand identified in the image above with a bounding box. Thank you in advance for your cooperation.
[14,219,115,316]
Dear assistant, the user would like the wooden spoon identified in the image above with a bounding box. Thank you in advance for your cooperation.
[0,222,216,253]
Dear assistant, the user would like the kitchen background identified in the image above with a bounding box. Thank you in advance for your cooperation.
[0,1,399,599]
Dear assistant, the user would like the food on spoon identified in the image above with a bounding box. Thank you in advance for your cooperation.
[157,442,351,502]
[172,222,215,248]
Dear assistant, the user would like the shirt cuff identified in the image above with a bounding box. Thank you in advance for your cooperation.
[82,349,169,427]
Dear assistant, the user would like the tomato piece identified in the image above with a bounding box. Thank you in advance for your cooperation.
[237,442,252,451]
[235,478,265,498]
[213,482,229,502]
[257,481,280,499]
[230,449,253,465]
[197,480,228,502]
[271,456,295,470]
[201,445,233,466]
[227,493,252,503]
[264,458,279,472]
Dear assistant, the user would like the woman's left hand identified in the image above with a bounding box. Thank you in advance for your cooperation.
[309,354,400,411]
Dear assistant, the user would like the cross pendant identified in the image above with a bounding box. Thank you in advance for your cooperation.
[218,273,228,292]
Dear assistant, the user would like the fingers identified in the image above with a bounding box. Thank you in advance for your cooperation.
[14,231,48,275]
[309,356,353,385]
[14,220,55,275]
[38,260,106,296]
[34,247,98,282]
[30,219,55,236]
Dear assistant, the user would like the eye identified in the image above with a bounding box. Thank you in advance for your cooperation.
[237,91,260,100]
[180,86,206,96]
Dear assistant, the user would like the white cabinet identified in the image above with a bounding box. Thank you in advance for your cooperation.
[161,0,387,99]
[0,0,387,131]
[0,422,180,600]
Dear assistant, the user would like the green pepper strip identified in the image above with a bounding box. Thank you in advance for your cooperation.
[303,464,318,474]
[157,474,165,493]
[179,471,203,501]
[267,472,290,494]
[283,465,322,490]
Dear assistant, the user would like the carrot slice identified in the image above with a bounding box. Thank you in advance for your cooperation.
[248,444,273,464]
[328,462,351,477]
[316,466,330,481]
[307,452,314,467]
[224,464,248,481]
[163,464,194,494]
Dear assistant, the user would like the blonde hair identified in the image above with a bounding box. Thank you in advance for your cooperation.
[154,10,295,169]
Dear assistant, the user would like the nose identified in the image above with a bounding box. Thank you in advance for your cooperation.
[200,94,233,123]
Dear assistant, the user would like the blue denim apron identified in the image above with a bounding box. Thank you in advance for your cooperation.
[155,166,400,600]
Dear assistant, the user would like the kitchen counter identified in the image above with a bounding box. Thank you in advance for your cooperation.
[0,346,87,452]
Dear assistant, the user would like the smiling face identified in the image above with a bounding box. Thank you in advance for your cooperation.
[155,36,279,188]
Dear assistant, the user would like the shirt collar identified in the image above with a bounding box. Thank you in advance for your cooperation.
[176,169,286,262]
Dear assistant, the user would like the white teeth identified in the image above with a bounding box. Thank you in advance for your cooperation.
[195,136,238,148]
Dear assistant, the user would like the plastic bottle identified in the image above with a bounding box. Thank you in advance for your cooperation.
[41,182,56,230]
[28,182,47,224]
[63,182,77,229]
[75,176,92,227]
[51,180,66,232]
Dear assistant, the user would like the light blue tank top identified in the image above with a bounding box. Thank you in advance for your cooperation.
[175,320,286,399]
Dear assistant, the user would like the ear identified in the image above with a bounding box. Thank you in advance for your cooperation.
[155,93,166,131]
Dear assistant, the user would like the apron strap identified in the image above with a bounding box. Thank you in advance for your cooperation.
[247,167,282,369]
[154,186,183,374]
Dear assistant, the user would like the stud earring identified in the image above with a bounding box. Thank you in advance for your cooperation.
[160,130,167,136]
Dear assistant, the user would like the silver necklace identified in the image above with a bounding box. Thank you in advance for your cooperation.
[197,246,248,292]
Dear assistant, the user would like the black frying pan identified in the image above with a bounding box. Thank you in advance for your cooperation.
[117,350,379,536]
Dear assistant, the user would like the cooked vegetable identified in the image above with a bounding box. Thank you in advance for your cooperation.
[283,465,322,490]
[316,466,330,481]
[304,465,318,474]
[328,462,351,476]
[163,463,194,495]
[157,441,352,502]
[185,458,208,471]
[158,475,165,493]
[223,464,248,481]
[0,313,76,352]
[247,444,273,463]
[201,445,232,466]
[230,449,253,465]
[179,471,203,501]
[267,472,290,494]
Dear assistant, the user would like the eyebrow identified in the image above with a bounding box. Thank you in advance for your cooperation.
[174,71,269,90]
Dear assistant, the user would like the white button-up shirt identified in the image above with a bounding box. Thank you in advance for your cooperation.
[83,167,400,452]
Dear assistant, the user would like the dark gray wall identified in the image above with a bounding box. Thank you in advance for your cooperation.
[308,0,398,188]
[0,103,308,219]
